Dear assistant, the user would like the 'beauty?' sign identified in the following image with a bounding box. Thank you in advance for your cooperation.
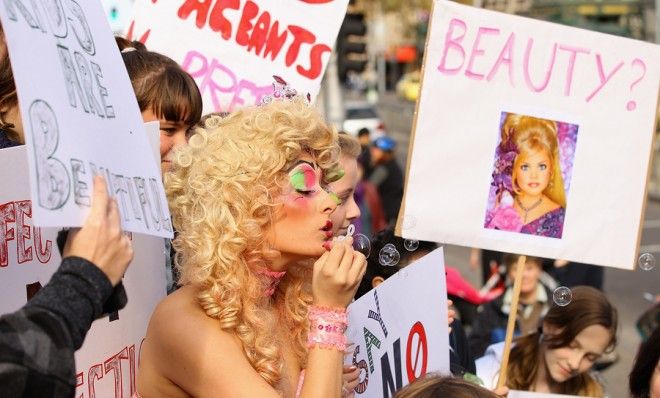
[400,0,660,269]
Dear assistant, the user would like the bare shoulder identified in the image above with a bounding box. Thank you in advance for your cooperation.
[147,285,233,353]
[142,286,276,397]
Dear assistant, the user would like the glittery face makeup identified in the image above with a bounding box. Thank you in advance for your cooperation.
[289,161,318,194]
[265,155,341,260]
[289,161,342,204]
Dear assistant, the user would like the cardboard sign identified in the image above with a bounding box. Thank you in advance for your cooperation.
[0,1,172,238]
[399,0,660,269]
[346,248,449,397]
[0,145,167,397]
[129,0,349,113]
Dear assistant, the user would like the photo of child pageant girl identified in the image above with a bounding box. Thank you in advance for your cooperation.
[484,112,578,239]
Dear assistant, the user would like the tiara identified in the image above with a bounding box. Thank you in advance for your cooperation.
[260,75,311,105]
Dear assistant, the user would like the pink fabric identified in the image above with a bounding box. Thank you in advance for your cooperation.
[255,267,287,297]
[307,306,348,351]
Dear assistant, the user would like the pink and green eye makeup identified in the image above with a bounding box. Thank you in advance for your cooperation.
[289,161,318,193]
[328,191,342,205]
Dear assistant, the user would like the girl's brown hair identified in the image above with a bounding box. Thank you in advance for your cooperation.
[119,40,202,126]
[395,374,501,398]
[0,23,20,142]
[507,286,618,396]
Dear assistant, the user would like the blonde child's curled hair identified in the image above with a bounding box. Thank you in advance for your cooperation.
[503,113,566,208]
[165,97,340,390]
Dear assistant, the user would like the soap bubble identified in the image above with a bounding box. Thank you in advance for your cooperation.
[404,239,419,252]
[379,244,400,267]
[638,253,656,271]
[353,233,371,258]
[553,286,572,307]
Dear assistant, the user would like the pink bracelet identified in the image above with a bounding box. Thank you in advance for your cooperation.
[307,305,348,351]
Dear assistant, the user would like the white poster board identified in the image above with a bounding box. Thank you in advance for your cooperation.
[0,1,172,238]
[400,0,660,269]
[129,0,349,113]
[0,145,167,397]
[346,248,449,398]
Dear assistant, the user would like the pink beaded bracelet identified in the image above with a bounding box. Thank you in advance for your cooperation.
[307,305,348,351]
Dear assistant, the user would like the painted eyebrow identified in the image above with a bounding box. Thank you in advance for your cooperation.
[293,160,318,169]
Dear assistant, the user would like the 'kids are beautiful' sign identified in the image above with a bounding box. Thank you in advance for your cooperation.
[0,1,172,238]
[346,248,450,398]
[129,0,349,114]
[399,0,660,269]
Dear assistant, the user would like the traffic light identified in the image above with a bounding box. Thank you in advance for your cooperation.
[336,11,368,83]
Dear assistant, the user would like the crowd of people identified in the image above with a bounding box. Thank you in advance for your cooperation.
[0,24,658,398]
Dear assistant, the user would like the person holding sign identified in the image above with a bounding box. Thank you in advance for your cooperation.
[469,254,555,359]
[136,94,367,397]
[485,113,567,239]
[0,176,133,397]
[476,286,617,396]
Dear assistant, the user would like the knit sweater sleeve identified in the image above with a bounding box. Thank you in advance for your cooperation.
[0,257,116,397]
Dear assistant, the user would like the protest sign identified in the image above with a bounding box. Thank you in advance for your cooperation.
[0,145,167,397]
[346,247,449,398]
[0,1,172,238]
[398,0,660,269]
[129,0,349,113]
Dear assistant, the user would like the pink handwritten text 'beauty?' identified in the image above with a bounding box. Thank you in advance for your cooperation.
[437,18,649,111]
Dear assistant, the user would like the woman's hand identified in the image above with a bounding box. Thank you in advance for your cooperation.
[312,237,367,308]
[63,175,133,286]
[341,365,358,397]
[492,386,509,396]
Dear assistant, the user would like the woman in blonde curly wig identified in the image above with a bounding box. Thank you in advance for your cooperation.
[136,96,367,398]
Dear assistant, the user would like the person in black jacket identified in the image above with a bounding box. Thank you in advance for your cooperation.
[0,176,134,397]
[368,136,404,226]
[469,254,554,360]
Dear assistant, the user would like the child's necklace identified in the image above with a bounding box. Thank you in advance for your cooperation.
[516,196,543,223]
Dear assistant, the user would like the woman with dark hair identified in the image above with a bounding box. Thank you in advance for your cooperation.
[0,23,22,148]
[476,286,618,396]
[630,326,660,398]
[119,40,203,172]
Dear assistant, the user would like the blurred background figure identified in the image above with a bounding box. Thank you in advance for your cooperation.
[629,325,660,398]
[468,254,556,359]
[369,136,403,226]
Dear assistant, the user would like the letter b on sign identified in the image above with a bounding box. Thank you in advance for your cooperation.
[29,100,70,210]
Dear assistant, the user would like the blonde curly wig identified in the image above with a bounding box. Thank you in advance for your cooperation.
[165,97,340,392]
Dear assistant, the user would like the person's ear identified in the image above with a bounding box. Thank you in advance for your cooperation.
[372,276,385,288]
